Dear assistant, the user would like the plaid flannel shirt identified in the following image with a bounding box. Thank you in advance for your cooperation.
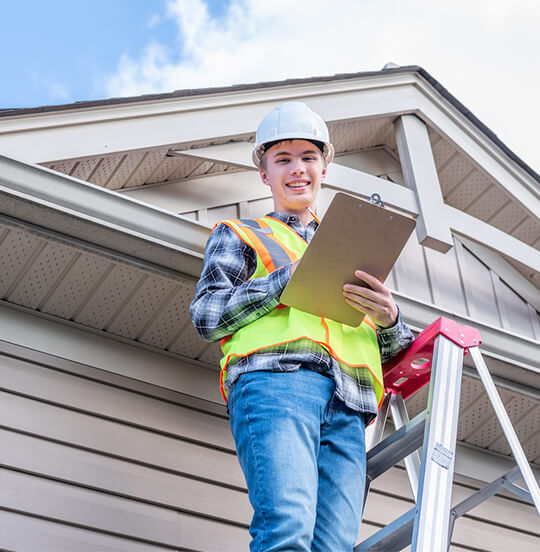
[190,212,414,419]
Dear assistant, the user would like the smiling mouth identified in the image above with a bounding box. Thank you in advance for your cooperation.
[286,180,310,188]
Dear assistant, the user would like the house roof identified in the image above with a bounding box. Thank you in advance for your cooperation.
[1,65,538,182]
[1,66,539,469]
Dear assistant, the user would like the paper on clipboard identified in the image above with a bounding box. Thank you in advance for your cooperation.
[280,192,416,327]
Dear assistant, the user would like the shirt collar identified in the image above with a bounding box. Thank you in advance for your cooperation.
[266,211,318,230]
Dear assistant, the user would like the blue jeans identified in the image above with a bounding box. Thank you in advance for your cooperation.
[228,369,367,551]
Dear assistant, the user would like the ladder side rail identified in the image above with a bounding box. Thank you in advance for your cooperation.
[365,393,391,452]
[364,393,391,511]
[412,334,465,552]
[389,393,422,502]
[469,347,540,515]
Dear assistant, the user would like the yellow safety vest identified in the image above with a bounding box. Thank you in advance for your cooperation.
[217,216,384,406]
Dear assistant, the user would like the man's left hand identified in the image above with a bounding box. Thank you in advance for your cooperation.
[342,270,398,328]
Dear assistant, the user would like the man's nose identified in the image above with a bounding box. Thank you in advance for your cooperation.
[290,160,306,174]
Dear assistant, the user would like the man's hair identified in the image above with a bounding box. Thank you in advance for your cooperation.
[259,139,325,170]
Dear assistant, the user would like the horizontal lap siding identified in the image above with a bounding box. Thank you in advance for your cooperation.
[0,351,250,551]
[1,349,538,551]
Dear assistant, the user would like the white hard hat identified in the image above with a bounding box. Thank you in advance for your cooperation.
[252,102,335,168]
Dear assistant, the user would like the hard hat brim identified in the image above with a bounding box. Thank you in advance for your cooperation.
[252,139,334,168]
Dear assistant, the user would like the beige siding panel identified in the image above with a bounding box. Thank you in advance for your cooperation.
[493,275,534,338]
[450,516,540,551]
[249,196,274,218]
[0,391,244,489]
[392,232,432,303]
[423,240,467,314]
[207,204,239,227]
[457,243,501,326]
[0,510,170,552]
[0,429,251,526]
[1,346,538,550]
[0,354,235,451]
[0,469,250,551]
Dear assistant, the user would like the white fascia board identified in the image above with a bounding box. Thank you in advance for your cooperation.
[0,154,209,278]
[0,72,417,135]
[0,75,420,163]
[2,70,536,214]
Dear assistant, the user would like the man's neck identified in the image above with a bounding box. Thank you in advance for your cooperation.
[272,209,312,227]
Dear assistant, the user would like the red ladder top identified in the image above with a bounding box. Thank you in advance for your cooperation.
[382,317,482,400]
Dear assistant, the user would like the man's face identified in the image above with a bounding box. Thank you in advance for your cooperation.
[259,140,327,217]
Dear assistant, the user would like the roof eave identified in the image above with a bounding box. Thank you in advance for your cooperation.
[1,65,537,182]
[0,154,209,279]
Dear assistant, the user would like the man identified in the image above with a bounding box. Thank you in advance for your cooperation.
[190,102,414,551]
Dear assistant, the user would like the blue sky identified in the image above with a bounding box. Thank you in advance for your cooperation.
[1,0,222,107]
[1,0,539,170]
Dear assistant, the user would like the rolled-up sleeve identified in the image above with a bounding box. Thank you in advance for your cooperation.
[376,308,415,363]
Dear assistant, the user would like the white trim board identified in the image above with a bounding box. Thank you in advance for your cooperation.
[1,71,536,212]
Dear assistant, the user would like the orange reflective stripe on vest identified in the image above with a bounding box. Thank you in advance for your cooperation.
[214,217,383,405]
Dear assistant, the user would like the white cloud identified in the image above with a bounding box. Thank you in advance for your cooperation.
[104,0,540,169]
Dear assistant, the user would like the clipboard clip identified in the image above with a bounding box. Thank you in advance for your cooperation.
[369,193,384,207]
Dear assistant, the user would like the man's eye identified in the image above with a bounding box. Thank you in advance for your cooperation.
[277,158,289,163]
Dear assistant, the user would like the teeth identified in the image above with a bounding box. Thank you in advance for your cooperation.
[287,182,309,188]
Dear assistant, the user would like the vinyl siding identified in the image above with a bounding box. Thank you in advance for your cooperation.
[1,340,538,551]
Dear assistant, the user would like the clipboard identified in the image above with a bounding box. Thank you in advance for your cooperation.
[280,192,416,327]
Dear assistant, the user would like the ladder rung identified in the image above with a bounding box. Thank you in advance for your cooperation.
[367,410,426,481]
[502,481,533,503]
[354,507,416,551]
[450,466,522,520]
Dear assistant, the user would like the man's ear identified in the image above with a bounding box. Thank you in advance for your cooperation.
[321,165,327,179]
[260,167,270,186]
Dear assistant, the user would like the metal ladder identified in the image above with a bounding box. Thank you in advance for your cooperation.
[355,317,540,551]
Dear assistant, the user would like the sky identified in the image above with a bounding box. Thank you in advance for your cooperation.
[1,0,539,172]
